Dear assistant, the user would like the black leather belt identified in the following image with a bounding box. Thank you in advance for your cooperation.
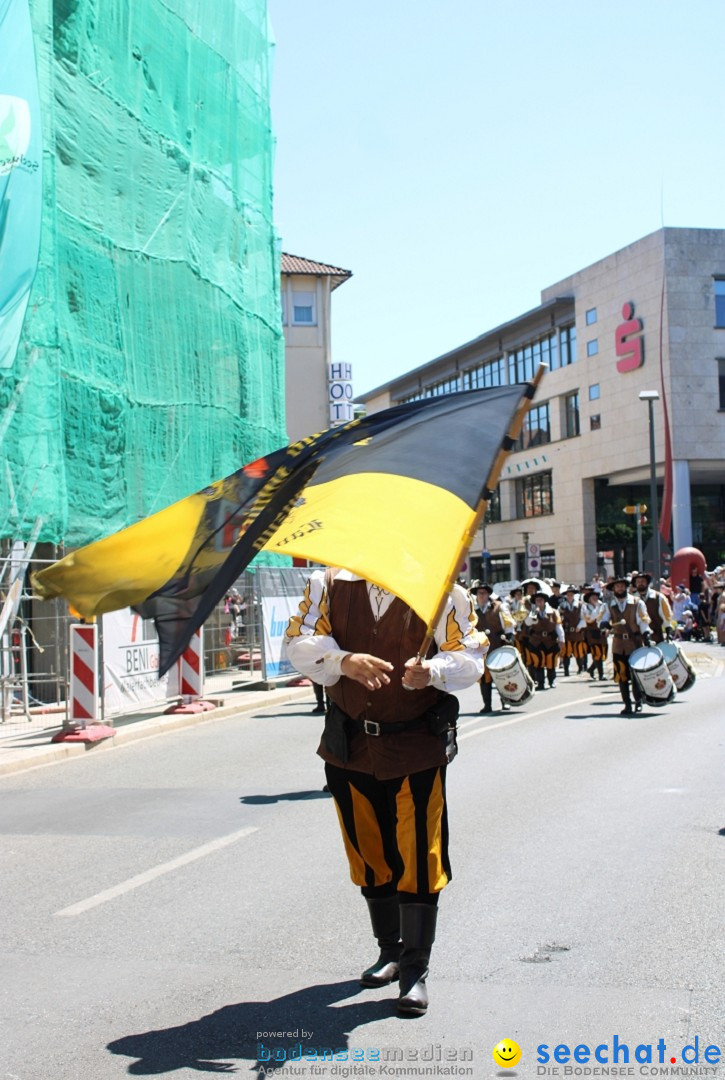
[350,716,427,737]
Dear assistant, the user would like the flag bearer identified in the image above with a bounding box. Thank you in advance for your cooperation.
[285,567,486,1017]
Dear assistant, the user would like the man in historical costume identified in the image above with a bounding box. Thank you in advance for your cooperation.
[607,576,652,716]
[580,586,609,681]
[284,568,486,1017]
[514,580,541,672]
[523,590,564,690]
[559,585,587,675]
[630,571,676,644]
[470,581,515,713]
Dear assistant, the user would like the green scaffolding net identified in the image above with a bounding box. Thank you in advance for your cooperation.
[1,0,286,549]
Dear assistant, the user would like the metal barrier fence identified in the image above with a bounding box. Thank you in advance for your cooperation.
[0,558,312,740]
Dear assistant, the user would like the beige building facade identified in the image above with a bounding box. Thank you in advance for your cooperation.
[358,228,725,585]
[281,253,352,442]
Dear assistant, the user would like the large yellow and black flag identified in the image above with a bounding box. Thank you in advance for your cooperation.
[33,377,542,674]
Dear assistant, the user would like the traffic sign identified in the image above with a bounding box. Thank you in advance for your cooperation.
[624,504,647,514]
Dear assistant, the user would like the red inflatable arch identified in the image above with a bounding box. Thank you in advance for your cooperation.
[669,546,706,587]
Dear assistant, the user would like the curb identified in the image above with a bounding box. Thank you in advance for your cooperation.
[0,686,311,778]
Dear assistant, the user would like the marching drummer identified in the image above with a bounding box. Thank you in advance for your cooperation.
[607,576,652,716]
[580,585,609,682]
[523,590,565,690]
[470,581,516,714]
[630,571,676,644]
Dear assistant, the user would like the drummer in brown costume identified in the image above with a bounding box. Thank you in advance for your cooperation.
[523,590,565,690]
[470,581,515,713]
[607,575,652,715]
[630,571,676,644]
[559,585,587,675]
[580,586,608,681]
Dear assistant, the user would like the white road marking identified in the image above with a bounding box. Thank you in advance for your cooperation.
[458,694,602,740]
[53,825,258,917]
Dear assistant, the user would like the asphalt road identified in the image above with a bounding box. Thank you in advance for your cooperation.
[1,647,723,1080]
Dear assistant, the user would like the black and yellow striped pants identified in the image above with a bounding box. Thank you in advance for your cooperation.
[324,763,451,897]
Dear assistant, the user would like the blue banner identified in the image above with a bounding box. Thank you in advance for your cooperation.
[0,0,42,370]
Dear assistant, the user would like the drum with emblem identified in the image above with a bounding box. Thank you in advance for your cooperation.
[485,645,535,705]
[658,641,696,692]
[629,646,676,706]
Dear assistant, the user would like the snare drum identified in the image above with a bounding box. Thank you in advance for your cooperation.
[629,646,676,706]
[485,645,535,705]
[659,641,696,692]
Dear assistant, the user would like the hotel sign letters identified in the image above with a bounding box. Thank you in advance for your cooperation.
[615,301,644,372]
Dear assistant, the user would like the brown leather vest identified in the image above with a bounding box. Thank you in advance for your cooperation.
[320,578,447,779]
[528,609,559,649]
[560,603,584,640]
[608,597,643,656]
[475,601,505,651]
[642,592,664,641]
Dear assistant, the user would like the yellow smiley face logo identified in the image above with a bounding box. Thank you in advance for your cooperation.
[493,1039,521,1068]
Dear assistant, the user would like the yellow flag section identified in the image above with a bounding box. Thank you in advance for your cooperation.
[32,492,207,618]
[262,471,473,629]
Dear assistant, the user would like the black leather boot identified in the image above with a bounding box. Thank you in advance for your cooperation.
[360,896,401,987]
[397,903,437,1016]
[480,680,493,714]
[619,683,633,716]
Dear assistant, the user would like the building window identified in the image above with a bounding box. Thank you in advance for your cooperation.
[470,553,510,584]
[516,402,550,450]
[590,414,601,430]
[715,280,725,328]
[586,339,599,357]
[508,332,558,382]
[559,324,577,367]
[516,471,553,518]
[719,359,725,409]
[585,308,597,325]
[540,549,557,577]
[565,391,580,437]
[589,384,600,400]
[292,290,316,325]
[484,485,501,523]
[462,357,505,389]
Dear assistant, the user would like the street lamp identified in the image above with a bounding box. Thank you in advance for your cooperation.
[638,390,661,586]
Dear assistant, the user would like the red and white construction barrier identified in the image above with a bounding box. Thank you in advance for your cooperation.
[52,624,115,743]
[165,629,216,714]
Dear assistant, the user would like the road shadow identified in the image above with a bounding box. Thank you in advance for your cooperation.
[107,979,393,1075]
[240,790,331,804]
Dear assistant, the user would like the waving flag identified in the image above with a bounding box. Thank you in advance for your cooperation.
[33,376,543,674]
[0,0,43,370]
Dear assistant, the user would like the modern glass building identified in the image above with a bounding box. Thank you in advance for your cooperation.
[358,228,725,584]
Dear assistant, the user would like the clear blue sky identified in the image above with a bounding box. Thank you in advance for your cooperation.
[268,0,724,398]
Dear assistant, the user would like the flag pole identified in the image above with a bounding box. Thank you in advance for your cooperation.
[415,363,548,662]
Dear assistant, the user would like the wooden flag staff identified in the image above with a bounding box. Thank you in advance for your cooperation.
[414,363,548,662]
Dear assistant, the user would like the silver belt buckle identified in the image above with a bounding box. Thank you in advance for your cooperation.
[363,719,381,736]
